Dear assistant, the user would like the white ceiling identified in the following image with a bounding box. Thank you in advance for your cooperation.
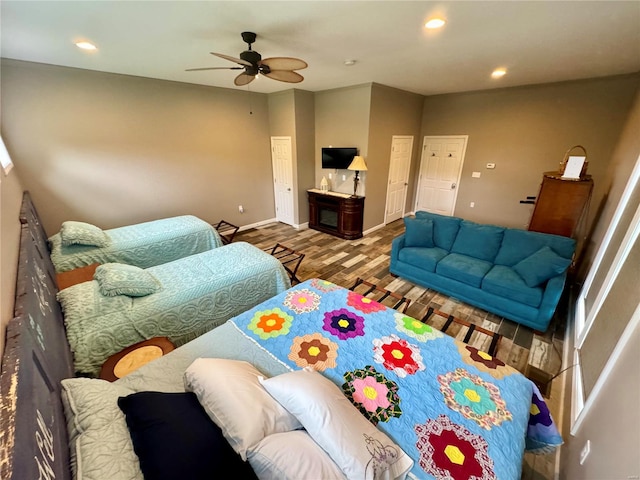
[2,1,639,96]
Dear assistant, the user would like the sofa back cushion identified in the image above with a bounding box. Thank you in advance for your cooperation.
[450,220,505,262]
[415,211,461,251]
[494,229,576,266]
[403,217,434,248]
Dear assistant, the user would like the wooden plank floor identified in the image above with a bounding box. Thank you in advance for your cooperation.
[236,219,568,479]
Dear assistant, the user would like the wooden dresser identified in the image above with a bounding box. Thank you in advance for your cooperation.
[528,172,593,237]
[528,171,593,261]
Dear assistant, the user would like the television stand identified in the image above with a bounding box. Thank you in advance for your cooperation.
[307,189,364,240]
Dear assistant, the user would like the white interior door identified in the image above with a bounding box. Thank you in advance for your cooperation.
[385,136,413,224]
[270,136,294,226]
[415,136,468,215]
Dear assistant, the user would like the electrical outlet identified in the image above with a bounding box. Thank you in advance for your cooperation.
[579,440,591,465]
[342,174,346,181]
[238,205,244,213]
[486,163,496,169]
[472,171,481,178]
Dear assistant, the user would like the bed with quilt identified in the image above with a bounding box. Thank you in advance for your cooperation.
[48,214,223,275]
[1,272,562,479]
[57,241,291,376]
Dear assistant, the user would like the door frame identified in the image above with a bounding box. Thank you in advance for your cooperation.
[414,135,468,215]
[384,135,414,224]
[270,136,295,226]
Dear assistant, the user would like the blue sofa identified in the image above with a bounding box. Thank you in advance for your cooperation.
[390,211,576,331]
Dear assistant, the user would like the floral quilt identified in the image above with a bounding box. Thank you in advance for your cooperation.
[230,279,562,480]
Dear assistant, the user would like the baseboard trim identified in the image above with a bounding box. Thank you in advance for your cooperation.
[363,223,386,235]
[237,217,278,232]
[238,219,310,233]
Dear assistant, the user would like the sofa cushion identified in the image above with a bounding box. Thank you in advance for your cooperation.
[512,246,572,287]
[403,217,434,248]
[415,211,461,251]
[436,253,493,288]
[451,221,505,262]
[399,247,448,273]
[494,229,576,266]
[482,265,543,307]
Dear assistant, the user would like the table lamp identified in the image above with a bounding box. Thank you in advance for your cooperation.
[347,156,367,197]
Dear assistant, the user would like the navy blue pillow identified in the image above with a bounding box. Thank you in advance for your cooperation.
[118,391,257,480]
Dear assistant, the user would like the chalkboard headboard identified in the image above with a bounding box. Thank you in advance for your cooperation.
[0,192,73,479]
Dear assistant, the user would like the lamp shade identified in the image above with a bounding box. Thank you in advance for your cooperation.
[348,156,368,171]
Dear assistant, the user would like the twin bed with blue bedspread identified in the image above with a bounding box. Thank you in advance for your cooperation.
[57,242,291,376]
[49,214,223,273]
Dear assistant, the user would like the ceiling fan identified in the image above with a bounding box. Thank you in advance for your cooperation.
[186,31,308,86]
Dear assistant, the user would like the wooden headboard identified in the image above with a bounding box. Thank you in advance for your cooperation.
[0,192,74,479]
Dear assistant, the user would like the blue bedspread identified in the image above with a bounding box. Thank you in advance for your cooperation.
[230,279,562,480]
[58,242,290,376]
[49,215,222,273]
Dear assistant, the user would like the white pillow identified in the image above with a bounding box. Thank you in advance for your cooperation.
[248,430,346,480]
[183,358,302,460]
[260,368,414,480]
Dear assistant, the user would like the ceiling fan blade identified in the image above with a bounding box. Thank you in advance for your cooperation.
[260,57,308,71]
[186,66,244,72]
[211,52,252,67]
[262,70,304,83]
[234,72,255,86]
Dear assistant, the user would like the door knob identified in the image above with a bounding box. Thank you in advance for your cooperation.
[287,188,291,191]
[451,183,457,189]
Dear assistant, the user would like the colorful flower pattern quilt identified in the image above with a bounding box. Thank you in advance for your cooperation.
[230,279,562,480]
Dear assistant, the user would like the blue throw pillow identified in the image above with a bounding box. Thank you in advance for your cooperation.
[118,391,257,480]
[451,221,504,262]
[512,246,572,287]
[403,217,434,248]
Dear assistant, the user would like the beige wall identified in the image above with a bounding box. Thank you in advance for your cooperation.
[314,84,371,200]
[267,89,316,226]
[560,88,640,479]
[0,164,23,361]
[420,74,639,232]
[268,90,298,221]
[1,59,275,235]
[367,83,424,229]
[292,90,315,224]
[313,83,424,231]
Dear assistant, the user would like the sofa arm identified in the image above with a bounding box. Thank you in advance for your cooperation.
[391,235,406,262]
[537,272,569,325]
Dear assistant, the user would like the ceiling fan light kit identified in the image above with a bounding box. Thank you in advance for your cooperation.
[187,31,307,87]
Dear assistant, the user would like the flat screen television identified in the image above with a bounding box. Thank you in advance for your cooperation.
[321,147,358,169]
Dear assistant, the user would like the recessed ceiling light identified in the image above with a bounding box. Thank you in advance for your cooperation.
[425,18,446,29]
[75,41,97,51]
[491,68,507,78]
